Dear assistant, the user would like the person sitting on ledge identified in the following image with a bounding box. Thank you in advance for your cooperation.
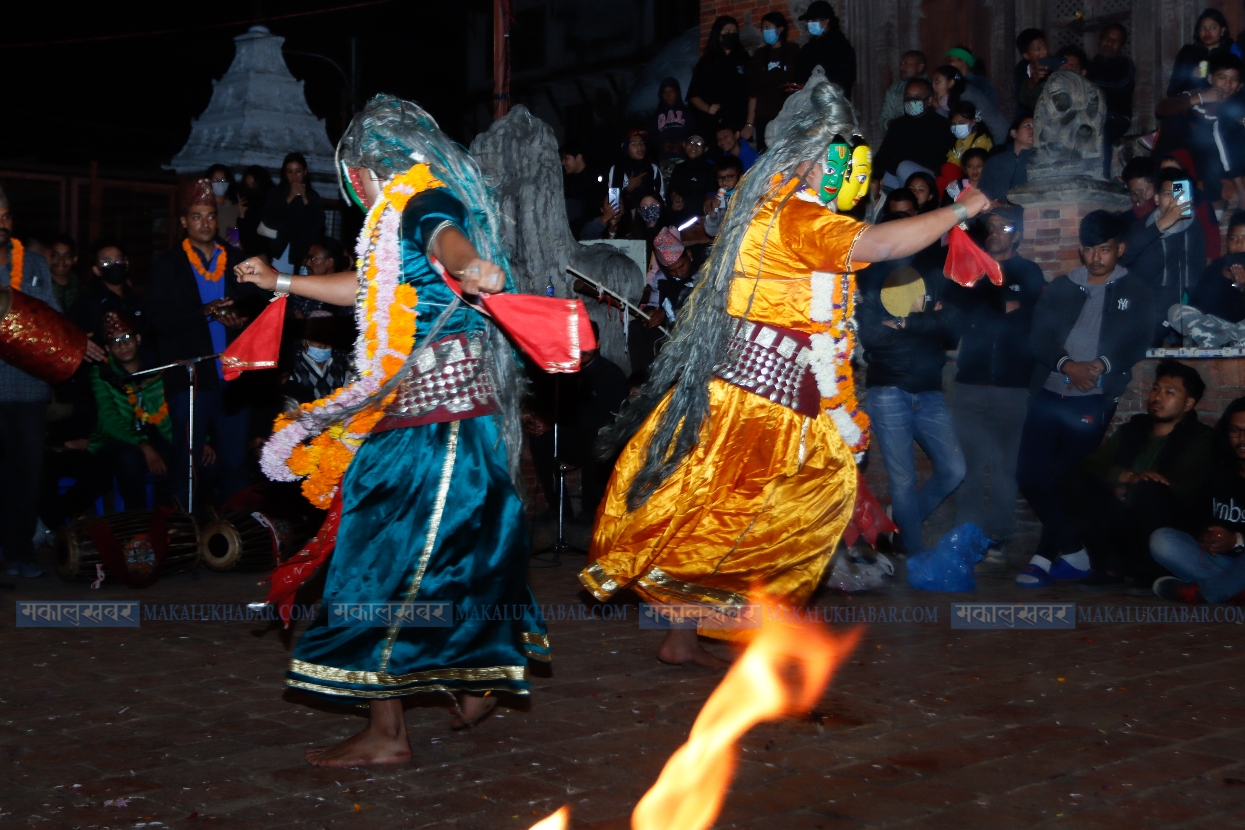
[1065,360,1214,594]
[1149,396,1245,604]
[1189,211,1245,324]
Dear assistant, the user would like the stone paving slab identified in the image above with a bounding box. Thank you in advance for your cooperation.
[2,537,1244,828]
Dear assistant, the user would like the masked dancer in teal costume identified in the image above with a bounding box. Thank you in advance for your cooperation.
[235,95,549,766]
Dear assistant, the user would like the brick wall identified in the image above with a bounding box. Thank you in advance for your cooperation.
[700,1,802,49]
[1017,203,1097,280]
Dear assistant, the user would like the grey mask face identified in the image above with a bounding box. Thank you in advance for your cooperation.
[904,100,926,117]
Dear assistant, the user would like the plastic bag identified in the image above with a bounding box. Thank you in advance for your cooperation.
[906,523,992,592]
[825,549,895,593]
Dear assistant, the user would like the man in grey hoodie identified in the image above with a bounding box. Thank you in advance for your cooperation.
[1015,211,1155,588]
[1121,167,1206,345]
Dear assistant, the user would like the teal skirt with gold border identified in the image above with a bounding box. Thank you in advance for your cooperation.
[286,416,549,700]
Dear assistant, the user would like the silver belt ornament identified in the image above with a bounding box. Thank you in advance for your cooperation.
[386,332,496,418]
[713,321,815,412]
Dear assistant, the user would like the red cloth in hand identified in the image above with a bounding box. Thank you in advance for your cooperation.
[944,224,1003,288]
[221,295,286,380]
[427,255,595,373]
[842,470,898,548]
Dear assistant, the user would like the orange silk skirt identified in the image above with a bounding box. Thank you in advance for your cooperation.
[580,378,857,639]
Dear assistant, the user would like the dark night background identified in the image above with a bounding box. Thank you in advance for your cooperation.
[0,1,472,171]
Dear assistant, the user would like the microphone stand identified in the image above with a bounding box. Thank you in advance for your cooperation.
[531,375,585,567]
[126,353,219,516]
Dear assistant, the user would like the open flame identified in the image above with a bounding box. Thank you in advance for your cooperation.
[530,602,860,829]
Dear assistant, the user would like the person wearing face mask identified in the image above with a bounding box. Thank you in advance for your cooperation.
[794,1,856,97]
[282,312,350,404]
[874,78,954,188]
[68,239,147,348]
[687,16,749,140]
[206,163,241,248]
[930,65,1008,150]
[744,11,801,151]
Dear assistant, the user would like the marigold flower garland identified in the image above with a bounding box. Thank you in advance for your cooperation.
[260,165,442,507]
[7,238,24,291]
[126,382,169,426]
[182,238,227,282]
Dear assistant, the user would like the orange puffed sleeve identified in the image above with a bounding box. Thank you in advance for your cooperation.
[776,196,871,273]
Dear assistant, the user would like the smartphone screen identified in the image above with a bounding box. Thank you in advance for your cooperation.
[608,188,621,211]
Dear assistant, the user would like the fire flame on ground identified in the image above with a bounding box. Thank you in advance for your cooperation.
[528,603,861,830]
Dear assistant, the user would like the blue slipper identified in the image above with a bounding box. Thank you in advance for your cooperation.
[1049,558,1092,581]
[1015,564,1052,588]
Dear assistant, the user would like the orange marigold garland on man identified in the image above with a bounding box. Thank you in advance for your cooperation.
[233,94,548,766]
[584,70,992,668]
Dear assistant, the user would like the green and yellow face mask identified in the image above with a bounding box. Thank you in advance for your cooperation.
[818,135,872,211]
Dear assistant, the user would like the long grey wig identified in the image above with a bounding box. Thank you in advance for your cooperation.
[306,94,525,485]
[599,73,859,511]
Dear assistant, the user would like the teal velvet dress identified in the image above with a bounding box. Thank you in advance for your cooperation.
[286,190,550,701]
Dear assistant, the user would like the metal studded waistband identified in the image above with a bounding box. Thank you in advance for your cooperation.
[712,320,821,417]
[373,331,498,433]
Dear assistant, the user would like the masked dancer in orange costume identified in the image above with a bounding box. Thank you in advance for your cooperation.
[581,74,992,667]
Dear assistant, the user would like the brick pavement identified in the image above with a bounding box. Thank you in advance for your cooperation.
[3,525,1244,829]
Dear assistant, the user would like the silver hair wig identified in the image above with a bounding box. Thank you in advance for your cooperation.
[321,94,526,485]
[600,73,859,511]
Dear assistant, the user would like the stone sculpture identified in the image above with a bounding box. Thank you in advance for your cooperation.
[470,106,644,374]
[1027,70,1106,181]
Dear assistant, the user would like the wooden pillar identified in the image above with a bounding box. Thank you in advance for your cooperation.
[493,0,510,121]
[88,160,102,244]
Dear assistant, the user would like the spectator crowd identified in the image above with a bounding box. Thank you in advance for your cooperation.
[4,6,1245,605]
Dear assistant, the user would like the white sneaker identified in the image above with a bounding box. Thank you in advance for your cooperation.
[18,561,45,578]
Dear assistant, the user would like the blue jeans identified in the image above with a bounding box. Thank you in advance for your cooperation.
[866,387,966,552]
[1150,527,1245,603]
[1016,391,1113,559]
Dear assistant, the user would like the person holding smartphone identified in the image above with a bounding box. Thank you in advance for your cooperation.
[1013,28,1052,115]
[1121,168,1208,345]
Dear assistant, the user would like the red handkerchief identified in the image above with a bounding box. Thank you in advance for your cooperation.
[222,295,286,381]
[944,225,1003,288]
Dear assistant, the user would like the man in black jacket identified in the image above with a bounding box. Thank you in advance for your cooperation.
[945,208,1045,553]
[1150,396,1245,604]
[1065,360,1214,591]
[1015,211,1154,587]
[1120,167,1206,345]
[874,79,954,189]
[859,266,964,553]
[794,1,856,97]
[143,179,264,509]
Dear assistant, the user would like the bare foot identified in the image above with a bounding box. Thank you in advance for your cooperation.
[656,628,732,669]
[305,698,411,767]
[450,693,498,730]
